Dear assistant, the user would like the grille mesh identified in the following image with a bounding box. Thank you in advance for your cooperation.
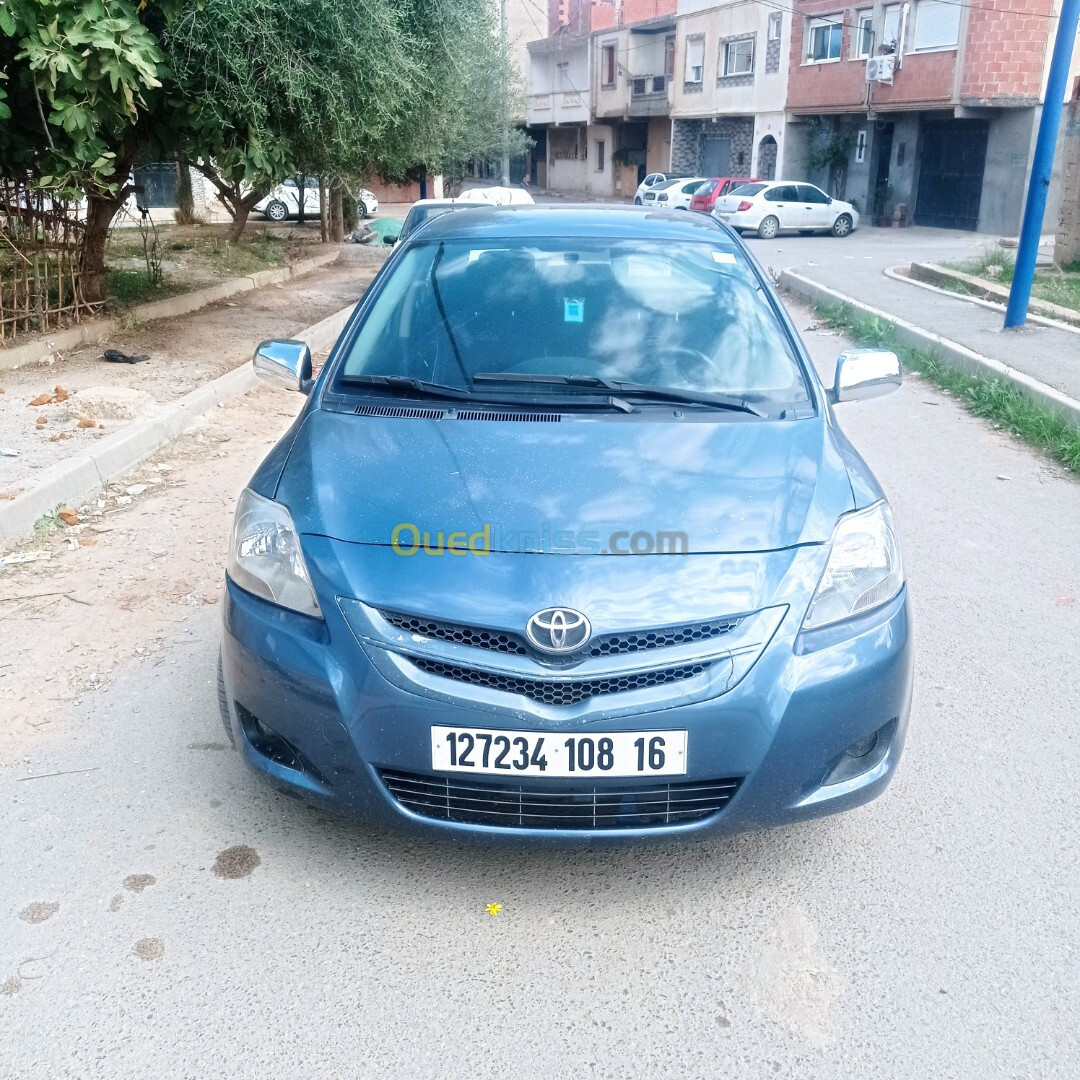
[381,770,742,830]
[411,658,708,706]
[380,610,742,660]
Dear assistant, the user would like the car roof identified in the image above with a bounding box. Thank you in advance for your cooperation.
[407,204,734,243]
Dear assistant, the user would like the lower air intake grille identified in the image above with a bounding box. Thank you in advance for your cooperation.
[380,770,742,829]
[411,658,708,706]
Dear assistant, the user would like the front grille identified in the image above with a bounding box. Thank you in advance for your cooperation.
[411,658,708,706]
[380,610,742,660]
[381,770,742,829]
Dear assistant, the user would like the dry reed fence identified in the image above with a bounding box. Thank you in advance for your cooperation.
[0,180,102,345]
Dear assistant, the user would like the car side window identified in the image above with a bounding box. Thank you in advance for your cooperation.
[764,186,789,202]
[797,184,830,204]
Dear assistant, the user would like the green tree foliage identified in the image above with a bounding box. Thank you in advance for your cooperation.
[0,0,168,194]
[2,0,525,294]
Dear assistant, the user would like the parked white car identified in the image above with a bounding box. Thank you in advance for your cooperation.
[255,178,379,221]
[640,177,707,211]
[633,172,688,204]
[451,186,535,206]
[713,181,858,238]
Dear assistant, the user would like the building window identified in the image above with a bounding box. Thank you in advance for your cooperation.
[855,129,867,163]
[912,0,961,51]
[685,36,705,84]
[806,17,842,63]
[853,10,873,58]
[665,35,675,76]
[601,43,616,87]
[768,13,782,42]
[595,140,605,172]
[723,37,755,77]
[880,4,902,53]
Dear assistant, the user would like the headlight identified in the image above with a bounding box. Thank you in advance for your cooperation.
[803,501,904,630]
[227,488,322,618]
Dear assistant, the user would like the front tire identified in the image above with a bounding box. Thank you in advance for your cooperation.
[217,650,236,749]
[264,200,288,222]
[757,215,780,240]
[831,213,853,238]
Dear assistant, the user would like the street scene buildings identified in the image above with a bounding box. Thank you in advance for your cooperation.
[525,0,1080,233]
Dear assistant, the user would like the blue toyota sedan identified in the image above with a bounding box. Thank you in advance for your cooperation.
[219,206,912,839]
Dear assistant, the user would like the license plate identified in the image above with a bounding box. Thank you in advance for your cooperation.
[430,725,687,778]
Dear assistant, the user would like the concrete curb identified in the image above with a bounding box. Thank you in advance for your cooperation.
[882,267,1080,337]
[0,250,341,372]
[905,263,1080,332]
[0,299,357,546]
[778,269,1080,430]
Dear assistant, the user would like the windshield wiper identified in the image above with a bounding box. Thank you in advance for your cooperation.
[473,373,766,417]
[340,375,478,400]
[339,374,635,413]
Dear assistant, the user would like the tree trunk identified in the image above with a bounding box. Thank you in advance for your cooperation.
[228,204,252,243]
[79,192,124,304]
[319,178,328,243]
[175,154,194,223]
[330,180,344,243]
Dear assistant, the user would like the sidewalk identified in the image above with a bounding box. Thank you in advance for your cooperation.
[785,258,1080,405]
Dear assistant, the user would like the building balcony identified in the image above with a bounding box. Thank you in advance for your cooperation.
[629,74,671,117]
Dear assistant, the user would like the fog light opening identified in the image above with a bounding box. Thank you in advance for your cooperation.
[847,732,878,759]
[822,719,896,787]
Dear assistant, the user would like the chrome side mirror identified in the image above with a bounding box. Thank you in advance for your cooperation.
[254,339,312,393]
[832,349,901,403]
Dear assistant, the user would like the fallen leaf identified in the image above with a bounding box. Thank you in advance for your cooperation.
[53,386,69,402]
[485,902,503,917]
[36,416,47,425]
[29,394,53,406]
[48,433,71,442]
[79,537,97,547]
[77,419,97,429]
[58,508,79,526]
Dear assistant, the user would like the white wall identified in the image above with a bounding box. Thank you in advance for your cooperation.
[670,3,790,120]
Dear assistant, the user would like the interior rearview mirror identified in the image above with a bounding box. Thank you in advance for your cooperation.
[832,349,901,403]
[254,339,313,393]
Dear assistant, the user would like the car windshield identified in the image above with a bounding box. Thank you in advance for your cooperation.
[727,183,767,197]
[337,237,809,407]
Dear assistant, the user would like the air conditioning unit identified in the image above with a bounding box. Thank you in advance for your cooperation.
[866,55,896,84]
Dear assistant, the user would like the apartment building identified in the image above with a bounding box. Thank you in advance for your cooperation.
[526,0,679,194]
[669,0,792,182]
[785,0,1077,233]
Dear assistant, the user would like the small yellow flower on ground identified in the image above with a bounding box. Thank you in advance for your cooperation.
[486,902,503,917]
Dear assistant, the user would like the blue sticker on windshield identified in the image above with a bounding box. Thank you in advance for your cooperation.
[564,298,584,323]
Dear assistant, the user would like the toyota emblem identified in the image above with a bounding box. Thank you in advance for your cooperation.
[525,607,592,655]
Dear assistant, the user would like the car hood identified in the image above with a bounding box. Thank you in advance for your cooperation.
[275,411,854,554]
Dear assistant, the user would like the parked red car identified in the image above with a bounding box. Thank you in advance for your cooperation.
[689,177,762,213]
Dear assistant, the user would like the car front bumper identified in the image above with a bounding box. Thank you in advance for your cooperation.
[220,568,913,841]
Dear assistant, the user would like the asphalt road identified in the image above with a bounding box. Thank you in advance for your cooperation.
[3,299,1079,1079]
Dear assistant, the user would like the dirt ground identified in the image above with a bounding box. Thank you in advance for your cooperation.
[0,244,388,499]
[0,244,389,762]
[0,385,302,764]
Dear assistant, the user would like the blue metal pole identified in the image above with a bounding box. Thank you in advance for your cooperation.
[1004,0,1080,328]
